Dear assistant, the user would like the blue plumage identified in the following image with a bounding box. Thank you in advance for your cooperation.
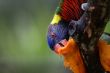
[47,20,69,50]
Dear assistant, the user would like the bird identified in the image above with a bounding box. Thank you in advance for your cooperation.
[47,0,110,73]
[47,0,88,73]
[47,0,87,52]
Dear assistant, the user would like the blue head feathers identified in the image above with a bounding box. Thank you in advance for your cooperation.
[47,20,69,50]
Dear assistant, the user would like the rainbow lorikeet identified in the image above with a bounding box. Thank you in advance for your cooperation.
[47,0,87,51]
[47,0,110,73]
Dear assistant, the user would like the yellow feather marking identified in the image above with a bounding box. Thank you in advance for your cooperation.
[51,14,61,25]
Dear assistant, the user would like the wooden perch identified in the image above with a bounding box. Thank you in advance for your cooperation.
[76,0,110,73]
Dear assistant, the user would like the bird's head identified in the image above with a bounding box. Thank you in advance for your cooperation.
[47,20,69,53]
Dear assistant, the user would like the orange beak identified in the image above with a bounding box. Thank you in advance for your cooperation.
[54,38,87,73]
[54,39,68,54]
[54,38,78,55]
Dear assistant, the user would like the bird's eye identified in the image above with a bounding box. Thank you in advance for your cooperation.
[51,32,56,38]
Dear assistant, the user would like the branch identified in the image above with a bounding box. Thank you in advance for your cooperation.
[77,0,110,73]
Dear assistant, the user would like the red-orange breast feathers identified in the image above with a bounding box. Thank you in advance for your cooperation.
[57,38,87,73]
[58,0,87,21]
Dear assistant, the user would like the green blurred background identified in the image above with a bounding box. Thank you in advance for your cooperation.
[0,0,109,73]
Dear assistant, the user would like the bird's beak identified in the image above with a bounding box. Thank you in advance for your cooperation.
[54,38,77,55]
[54,39,67,54]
